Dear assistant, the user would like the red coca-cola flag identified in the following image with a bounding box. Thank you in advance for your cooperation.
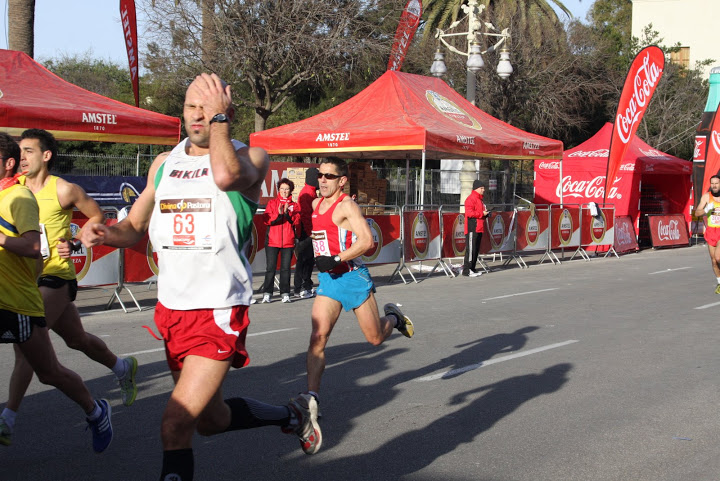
[120,0,140,107]
[700,103,720,194]
[387,0,422,71]
[604,46,665,202]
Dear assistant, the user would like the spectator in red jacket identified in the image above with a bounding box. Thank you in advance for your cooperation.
[261,178,300,303]
[294,167,319,298]
[462,180,490,277]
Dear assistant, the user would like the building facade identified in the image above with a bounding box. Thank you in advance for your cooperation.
[632,0,718,79]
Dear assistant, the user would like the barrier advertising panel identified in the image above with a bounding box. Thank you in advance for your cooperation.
[648,214,689,248]
[72,215,119,286]
[549,205,581,249]
[580,207,615,247]
[362,214,402,264]
[480,211,515,254]
[614,215,639,253]
[515,208,549,252]
[124,234,158,282]
[441,212,466,258]
[403,209,441,262]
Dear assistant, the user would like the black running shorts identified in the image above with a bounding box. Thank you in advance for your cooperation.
[37,275,78,302]
[0,309,47,344]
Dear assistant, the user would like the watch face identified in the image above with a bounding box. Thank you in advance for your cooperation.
[210,113,229,123]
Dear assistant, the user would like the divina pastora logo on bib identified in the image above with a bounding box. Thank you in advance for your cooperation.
[452,214,466,256]
[70,223,92,281]
[361,218,382,262]
[411,212,429,259]
[425,90,482,131]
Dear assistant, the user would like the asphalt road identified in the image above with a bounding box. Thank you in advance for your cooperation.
[2,245,720,481]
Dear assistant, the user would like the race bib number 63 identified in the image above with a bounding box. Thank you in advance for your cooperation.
[157,197,215,250]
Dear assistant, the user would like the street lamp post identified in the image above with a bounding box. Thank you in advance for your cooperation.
[429,0,513,207]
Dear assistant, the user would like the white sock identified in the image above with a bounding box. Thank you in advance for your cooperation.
[307,391,320,403]
[112,358,128,379]
[1,408,17,429]
[716,277,720,284]
[87,401,102,420]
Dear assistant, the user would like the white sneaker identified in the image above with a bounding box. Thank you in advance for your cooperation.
[469,271,483,277]
[250,298,257,304]
[281,294,291,303]
[299,290,314,299]
[261,294,271,304]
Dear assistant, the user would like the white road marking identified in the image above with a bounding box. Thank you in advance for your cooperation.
[648,267,693,275]
[483,288,559,301]
[414,340,579,382]
[120,328,298,357]
[694,301,720,310]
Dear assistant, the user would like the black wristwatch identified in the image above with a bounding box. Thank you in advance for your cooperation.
[209,113,229,124]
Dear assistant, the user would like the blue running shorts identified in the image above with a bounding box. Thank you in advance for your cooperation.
[317,265,376,312]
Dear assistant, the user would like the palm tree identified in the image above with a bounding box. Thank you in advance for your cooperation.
[8,0,36,57]
[422,0,573,54]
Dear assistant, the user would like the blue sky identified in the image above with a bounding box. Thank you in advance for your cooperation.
[1,0,595,67]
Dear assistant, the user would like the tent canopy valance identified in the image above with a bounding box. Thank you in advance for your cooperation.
[0,49,180,145]
[250,70,563,161]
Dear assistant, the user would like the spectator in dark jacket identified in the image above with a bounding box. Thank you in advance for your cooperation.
[462,180,490,277]
[261,178,300,303]
[294,167,319,298]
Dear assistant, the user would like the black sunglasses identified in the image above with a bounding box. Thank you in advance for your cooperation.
[317,172,343,180]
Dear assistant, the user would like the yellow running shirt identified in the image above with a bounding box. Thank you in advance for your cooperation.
[0,185,45,316]
[19,175,75,280]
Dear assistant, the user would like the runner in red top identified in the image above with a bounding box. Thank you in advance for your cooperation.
[304,157,415,410]
[694,174,720,293]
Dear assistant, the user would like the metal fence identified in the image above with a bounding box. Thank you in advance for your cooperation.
[58,153,535,207]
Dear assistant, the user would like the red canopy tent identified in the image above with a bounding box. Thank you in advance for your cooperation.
[534,123,692,241]
[250,70,562,161]
[251,70,562,205]
[0,49,180,145]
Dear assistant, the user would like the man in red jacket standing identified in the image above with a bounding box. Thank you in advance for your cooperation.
[462,180,490,277]
[294,168,319,298]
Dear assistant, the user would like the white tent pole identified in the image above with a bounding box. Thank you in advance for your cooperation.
[560,155,564,207]
[420,151,426,206]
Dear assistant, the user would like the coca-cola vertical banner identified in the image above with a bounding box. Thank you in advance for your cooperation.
[700,102,720,194]
[605,46,665,202]
[387,0,422,71]
[120,0,140,107]
[648,214,689,248]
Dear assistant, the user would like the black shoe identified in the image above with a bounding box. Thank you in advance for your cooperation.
[461,270,470,277]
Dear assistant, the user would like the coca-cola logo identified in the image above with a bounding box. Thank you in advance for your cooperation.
[567,149,608,158]
[637,148,671,159]
[616,51,663,144]
[711,130,720,156]
[555,175,622,200]
[616,221,634,246]
[657,219,680,241]
[695,136,707,161]
[619,163,636,171]
[538,161,560,170]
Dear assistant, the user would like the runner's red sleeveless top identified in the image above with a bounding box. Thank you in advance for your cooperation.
[311,193,363,274]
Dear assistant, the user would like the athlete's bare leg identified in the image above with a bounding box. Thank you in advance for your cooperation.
[161,355,232,450]
[353,292,395,346]
[16,326,94,413]
[307,296,342,393]
[708,244,720,277]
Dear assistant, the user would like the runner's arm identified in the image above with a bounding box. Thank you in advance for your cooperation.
[695,193,711,218]
[0,230,40,259]
[335,198,373,262]
[79,153,165,248]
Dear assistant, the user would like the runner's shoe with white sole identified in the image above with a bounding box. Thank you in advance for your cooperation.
[86,399,113,453]
[0,415,12,446]
[384,303,414,338]
[715,284,720,295]
[286,393,322,455]
[118,356,138,407]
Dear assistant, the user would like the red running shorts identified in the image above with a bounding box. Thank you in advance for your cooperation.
[154,302,250,371]
[705,226,720,247]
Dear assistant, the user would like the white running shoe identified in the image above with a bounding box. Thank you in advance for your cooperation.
[261,294,271,304]
[281,294,291,303]
[299,290,314,299]
[469,271,483,277]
